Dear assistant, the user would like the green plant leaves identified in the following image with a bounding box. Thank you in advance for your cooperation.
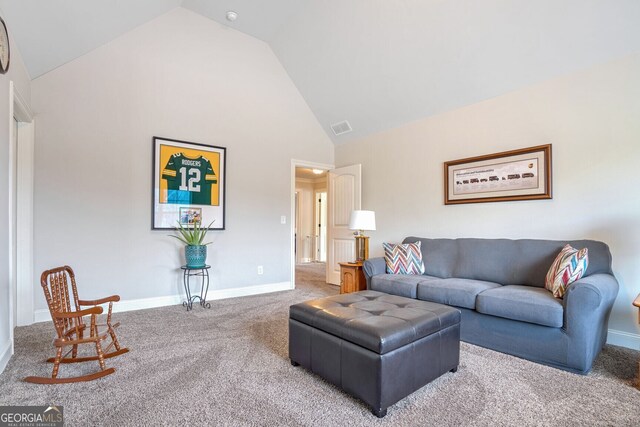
[170,220,215,246]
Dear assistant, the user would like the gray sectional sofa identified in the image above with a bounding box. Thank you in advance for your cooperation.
[363,237,619,374]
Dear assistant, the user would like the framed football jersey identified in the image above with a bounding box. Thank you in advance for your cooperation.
[152,137,226,230]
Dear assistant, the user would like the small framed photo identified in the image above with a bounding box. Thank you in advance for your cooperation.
[179,207,202,225]
[444,144,552,205]
[152,137,226,230]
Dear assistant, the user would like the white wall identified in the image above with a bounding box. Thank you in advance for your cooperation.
[336,54,640,348]
[0,9,31,372]
[31,8,333,312]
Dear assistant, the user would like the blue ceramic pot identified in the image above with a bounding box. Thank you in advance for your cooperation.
[185,245,207,268]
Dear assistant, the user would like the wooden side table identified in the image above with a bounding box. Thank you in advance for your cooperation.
[339,262,367,294]
[634,294,640,389]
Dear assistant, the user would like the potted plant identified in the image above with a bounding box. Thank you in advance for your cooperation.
[170,220,214,268]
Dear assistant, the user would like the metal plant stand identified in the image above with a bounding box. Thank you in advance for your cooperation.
[181,265,211,311]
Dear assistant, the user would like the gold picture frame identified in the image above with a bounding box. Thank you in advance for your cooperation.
[444,144,552,205]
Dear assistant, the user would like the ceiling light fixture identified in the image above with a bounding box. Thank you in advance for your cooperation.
[226,11,238,22]
[312,169,324,175]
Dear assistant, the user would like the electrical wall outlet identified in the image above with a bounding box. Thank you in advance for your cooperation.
[281,216,286,224]
[257,266,264,275]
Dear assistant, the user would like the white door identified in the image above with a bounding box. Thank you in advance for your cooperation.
[326,164,361,285]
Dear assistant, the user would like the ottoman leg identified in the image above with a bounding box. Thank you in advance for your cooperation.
[290,359,300,367]
[450,366,458,373]
[372,407,387,418]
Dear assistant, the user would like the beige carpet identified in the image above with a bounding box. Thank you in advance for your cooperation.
[1,262,639,426]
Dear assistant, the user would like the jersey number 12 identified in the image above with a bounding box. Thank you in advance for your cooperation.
[179,167,201,192]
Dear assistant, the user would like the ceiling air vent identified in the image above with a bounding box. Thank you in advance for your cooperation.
[330,120,352,136]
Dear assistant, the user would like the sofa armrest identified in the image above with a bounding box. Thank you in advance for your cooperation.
[563,273,619,370]
[363,257,386,289]
[564,273,619,315]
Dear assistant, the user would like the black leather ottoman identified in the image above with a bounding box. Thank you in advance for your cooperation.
[289,290,460,417]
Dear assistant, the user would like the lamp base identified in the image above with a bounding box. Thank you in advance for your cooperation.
[355,235,369,262]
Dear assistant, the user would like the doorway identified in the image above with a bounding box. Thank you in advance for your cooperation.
[290,160,333,288]
[9,82,35,340]
[294,167,327,264]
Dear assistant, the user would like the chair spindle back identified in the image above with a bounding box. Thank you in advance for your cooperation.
[41,266,83,338]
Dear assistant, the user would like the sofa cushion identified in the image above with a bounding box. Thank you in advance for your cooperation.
[476,285,564,328]
[545,244,589,298]
[370,274,440,298]
[383,241,425,275]
[417,278,501,309]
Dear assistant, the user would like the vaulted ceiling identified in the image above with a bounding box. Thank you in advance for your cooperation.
[1,0,639,143]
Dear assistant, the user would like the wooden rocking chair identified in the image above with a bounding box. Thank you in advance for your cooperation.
[24,266,129,384]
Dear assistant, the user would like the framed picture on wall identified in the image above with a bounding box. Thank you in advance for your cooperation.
[444,144,552,205]
[152,136,226,230]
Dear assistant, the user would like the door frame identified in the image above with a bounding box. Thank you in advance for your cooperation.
[9,81,35,348]
[290,159,333,289]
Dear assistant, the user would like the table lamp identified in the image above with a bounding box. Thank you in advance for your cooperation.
[348,210,376,262]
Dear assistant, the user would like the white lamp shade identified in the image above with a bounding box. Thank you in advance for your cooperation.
[349,210,376,231]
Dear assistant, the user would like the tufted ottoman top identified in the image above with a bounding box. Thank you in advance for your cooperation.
[290,290,460,355]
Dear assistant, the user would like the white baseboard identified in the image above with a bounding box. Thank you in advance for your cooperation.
[607,329,640,350]
[0,338,12,375]
[34,281,293,323]
[208,281,292,300]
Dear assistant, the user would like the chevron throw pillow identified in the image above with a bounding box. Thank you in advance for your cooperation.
[545,244,589,298]
[383,241,425,275]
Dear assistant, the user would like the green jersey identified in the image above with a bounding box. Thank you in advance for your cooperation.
[162,153,217,205]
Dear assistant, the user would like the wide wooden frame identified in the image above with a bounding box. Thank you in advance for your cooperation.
[152,136,226,230]
[444,144,552,205]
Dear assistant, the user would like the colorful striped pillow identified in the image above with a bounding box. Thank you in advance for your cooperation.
[545,244,589,298]
[383,241,425,275]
